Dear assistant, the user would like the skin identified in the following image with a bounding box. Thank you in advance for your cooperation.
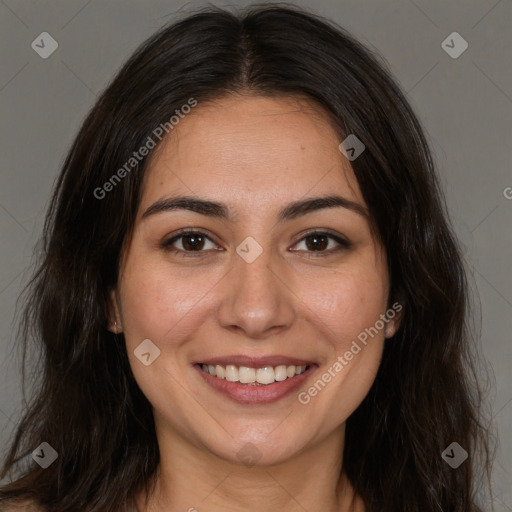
[109,93,400,512]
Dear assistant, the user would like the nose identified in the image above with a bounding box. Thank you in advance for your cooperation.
[215,245,297,339]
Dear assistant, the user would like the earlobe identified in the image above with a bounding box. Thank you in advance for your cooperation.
[385,318,398,339]
[107,288,122,333]
[384,301,403,339]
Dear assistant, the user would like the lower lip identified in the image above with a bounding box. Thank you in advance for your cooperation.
[194,364,317,404]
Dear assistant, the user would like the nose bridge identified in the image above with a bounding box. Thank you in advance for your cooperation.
[216,238,295,337]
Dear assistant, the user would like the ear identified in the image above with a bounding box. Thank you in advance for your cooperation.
[107,288,122,334]
[384,301,403,339]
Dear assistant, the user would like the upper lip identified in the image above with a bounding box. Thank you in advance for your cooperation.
[194,355,316,367]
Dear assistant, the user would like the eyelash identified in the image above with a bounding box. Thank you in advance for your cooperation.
[161,228,351,258]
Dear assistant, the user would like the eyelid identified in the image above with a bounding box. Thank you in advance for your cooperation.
[162,228,351,255]
[292,228,351,247]
[162,228,220,254]
[289,229,351,256]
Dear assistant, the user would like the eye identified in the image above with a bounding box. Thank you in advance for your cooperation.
[162,229,351,258]
[290,231,351,256]
[162,229,220,257]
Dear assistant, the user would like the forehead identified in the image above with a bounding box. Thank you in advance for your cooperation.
[140,94,364,215]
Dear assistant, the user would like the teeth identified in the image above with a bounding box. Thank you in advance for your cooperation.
[256,367,275,385]
[239,366,256,384]
[225,364,239,382]
[274,365,288,381]
[200,363,309,385]
[216,365,225,379]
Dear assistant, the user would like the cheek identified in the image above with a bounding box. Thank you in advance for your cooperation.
[299,264,388,351]
[118,256,215,348]
[119,254,388,346]
[295,267,388,424]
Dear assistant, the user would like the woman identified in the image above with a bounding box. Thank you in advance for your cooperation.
[0,4,493,511]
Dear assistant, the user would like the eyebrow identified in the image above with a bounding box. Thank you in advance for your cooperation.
[141,194,368,222]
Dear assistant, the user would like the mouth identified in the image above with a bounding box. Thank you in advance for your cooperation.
[193,356,317,404]
[199,362,310,385]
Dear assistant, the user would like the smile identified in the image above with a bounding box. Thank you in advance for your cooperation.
[194,360,317,404]
[200,363,309,385]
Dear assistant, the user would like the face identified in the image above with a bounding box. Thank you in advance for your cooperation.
[111,94,400,466]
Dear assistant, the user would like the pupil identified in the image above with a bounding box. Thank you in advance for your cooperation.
[181,234,328,252]
[306,234,328,251]
[183,234,204,251]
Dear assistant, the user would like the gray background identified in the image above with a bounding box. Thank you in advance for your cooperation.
[0,0,510,509]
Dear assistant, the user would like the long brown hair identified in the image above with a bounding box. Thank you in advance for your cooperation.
[0,4,493,511]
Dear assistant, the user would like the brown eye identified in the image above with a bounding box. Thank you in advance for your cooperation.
[180,233,206,251]
[291,231,351,255]
[304,233,329,251]
[163,230,219,254]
